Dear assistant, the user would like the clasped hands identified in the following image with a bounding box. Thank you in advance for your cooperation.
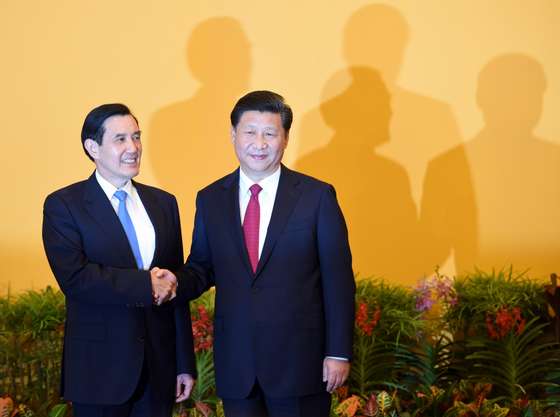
[150,267,178,305]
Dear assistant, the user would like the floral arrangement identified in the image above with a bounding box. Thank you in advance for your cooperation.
[485,306,526,340]
[2,269,560,417]
[413,269,458,314]
[192,304,214,352]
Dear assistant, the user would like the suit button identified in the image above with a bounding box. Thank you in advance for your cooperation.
[252,287,259,293]
[138,336,145,342]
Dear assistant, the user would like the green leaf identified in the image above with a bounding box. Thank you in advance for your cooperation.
[48,404,68,417]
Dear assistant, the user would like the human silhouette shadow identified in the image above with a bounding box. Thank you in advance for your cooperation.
[296,4,463,205]
[148,17,251,233]
[421,53,560,277]
[296,67,421,282]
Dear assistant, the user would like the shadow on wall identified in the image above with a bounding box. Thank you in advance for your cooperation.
[421,53,560,279]
[296,68,422,282]
[295,4,465,283]
[148,17,251,234]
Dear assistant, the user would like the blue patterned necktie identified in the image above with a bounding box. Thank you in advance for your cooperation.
[114,190,143,269]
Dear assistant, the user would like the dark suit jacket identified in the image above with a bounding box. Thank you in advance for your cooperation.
[178,166,355,399]
[42,173,196,405]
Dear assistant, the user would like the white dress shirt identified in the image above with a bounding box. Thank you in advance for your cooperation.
[238,166,281,258]
[96,171,156,270]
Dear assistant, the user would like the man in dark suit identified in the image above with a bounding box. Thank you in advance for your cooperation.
[159,91,355,417]
[42,103,196,417]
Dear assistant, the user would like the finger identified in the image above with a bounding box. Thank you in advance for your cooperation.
[176,388,188,402]
[322,361,328,382]
[326,374,336,393]
[333,371,344,390]
[334,375,343,390]
[156,291,167,305]
[183,379,194,400]
[176,378,183,398]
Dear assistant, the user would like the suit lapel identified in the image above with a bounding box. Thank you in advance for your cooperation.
[222,169,254,276]
[134,182,165,269]
[255,167,301,279]
[83,173,137,267]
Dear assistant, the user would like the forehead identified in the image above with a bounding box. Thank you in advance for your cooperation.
[102,114,139,135]
[237,111,282,128]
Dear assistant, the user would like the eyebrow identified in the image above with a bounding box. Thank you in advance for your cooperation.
[113,130,142,138]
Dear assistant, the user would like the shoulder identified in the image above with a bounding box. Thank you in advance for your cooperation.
[134,181,176,201]
[44,179,88,207]
[284,166,334,192]
[198,169,238,196]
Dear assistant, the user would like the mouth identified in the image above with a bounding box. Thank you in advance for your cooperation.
[121,156,140,165]
[250,154,267,161]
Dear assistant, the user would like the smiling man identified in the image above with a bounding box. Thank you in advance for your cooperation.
[160,90,356,417]
[42,103,196,417]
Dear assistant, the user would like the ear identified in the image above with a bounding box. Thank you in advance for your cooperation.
[84,138,100,160]
[284,131,290,148]
[230,126,237,143]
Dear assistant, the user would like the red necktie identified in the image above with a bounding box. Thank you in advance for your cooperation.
[243,184,262,273]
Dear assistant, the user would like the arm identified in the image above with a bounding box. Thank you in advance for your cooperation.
[176,192,215,301]
[317,185,356,391]
[169,196,197,380]
[317,185,356,358]
[42,193,155,306]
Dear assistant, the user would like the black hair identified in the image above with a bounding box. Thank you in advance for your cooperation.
[81,103,138,161]
[230,90,293,132]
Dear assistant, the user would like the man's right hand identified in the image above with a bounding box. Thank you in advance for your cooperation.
[150,267,177,305]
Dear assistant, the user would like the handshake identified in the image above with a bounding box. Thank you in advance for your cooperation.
[150,267,178,306]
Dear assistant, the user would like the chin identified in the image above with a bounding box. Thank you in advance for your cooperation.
[123,169,140,179]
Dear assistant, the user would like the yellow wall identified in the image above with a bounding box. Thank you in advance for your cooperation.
[2,1,559,293]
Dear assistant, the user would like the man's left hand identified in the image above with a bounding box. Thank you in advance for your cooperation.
[323,358,350,393]
[176,373,195,402]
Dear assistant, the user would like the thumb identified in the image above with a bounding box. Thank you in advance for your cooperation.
[176,378,182,398]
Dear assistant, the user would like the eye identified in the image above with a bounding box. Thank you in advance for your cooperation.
[265,132,277,138]
[132,133,141,141]
[244,130,256,136]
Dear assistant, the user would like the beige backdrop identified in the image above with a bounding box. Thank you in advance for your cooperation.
[1,1,559,293]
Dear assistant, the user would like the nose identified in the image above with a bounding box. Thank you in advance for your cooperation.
[125,137,140,153]
[254,133,267,150]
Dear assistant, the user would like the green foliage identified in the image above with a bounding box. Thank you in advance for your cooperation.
[356,278,424,342]
[0,287,65,416]
[396,333,458,392]
[465,317,560,403]
[190,288,215,314]
[47,403,68,417]
[190,350,217,404]
[350,278,426,396]
[446,268,546,335]
[350,335,399,395]
[3,271,560,417]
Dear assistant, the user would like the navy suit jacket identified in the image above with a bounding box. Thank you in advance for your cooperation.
[178,166,355,399]
[42,173,196,405]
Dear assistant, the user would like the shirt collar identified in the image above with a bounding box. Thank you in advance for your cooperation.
[95,170,134,200]
[239,166,281,195]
